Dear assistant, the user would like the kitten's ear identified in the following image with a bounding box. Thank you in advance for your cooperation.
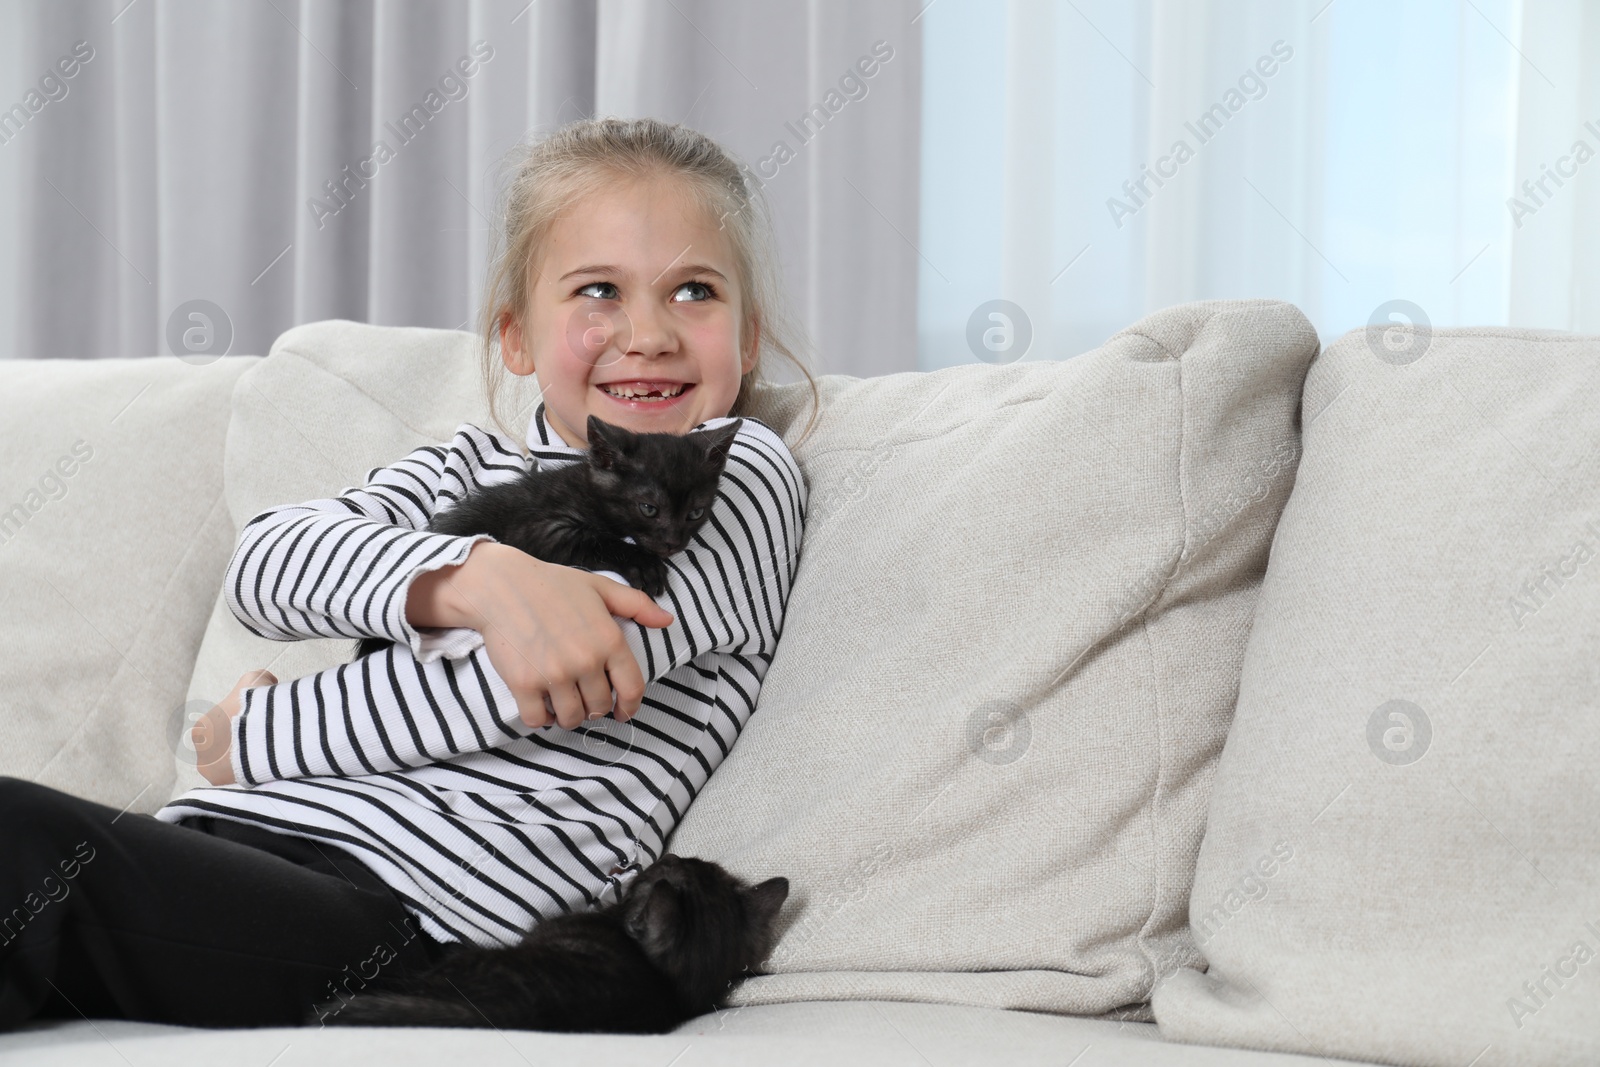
[626,880,682,953]
[587,415,622,470]
[743,876,789,934]
[700,419,743,468]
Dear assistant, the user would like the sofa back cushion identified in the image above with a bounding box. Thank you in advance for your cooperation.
[668,299,1318,1016]
[1152,326,1600,1064]
[176,320,538,796]
[0,356,249,809]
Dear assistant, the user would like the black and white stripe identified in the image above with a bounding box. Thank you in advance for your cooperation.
[156,402,806,947]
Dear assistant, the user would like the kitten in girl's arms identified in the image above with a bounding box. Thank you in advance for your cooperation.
[311,854,789,1033]
[353,414,742,660]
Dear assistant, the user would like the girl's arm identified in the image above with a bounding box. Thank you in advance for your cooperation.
[223,419,807,787]
[223,423,523,660]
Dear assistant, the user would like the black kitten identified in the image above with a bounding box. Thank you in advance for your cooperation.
[312,854,789,1033]
[354,414,742,660]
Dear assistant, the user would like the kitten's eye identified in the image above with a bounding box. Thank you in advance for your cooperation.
[687,507,704,521]
[671,281,716,303]
[576,282,619,300]
[638,502,658,517]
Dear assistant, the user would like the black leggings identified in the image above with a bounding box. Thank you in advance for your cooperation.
[0,776,453,1029]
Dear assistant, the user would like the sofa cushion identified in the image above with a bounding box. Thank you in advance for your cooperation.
[1,999,1395,1065]
[1151,326,1600,1065]
[668,299,1318,1016]
[0,356,249,810]
[176,320,541,797]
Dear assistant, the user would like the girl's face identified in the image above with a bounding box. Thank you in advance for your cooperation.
[499,172,756,449]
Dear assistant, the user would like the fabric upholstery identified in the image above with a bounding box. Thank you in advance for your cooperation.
[1152,326,1600,1066]
[177,320,539,797]
[0,355,247,810]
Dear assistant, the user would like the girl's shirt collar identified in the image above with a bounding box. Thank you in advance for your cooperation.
[526,400,582,466]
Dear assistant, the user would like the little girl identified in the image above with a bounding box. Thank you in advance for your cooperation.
[0,116,818,1030]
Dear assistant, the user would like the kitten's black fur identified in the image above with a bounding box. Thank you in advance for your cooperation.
[353,414,742,660]
[311,854,789,1033]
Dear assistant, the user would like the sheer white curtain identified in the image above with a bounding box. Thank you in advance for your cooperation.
[919,0,1599,370]
[1509,0,1600,328]
[9,1,1592,375]
[0,0,923,377]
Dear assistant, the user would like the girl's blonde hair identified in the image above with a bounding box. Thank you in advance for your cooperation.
[479,116,821,450]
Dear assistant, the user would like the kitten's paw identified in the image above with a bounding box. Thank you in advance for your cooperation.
[626,557,669,598]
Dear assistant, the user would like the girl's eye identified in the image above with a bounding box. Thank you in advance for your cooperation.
[638,502,658,517]
[576,282,619,300]
[672,281,717,303]
[687,507,704,521]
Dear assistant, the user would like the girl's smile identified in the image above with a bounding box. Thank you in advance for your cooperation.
[595,379,696,410]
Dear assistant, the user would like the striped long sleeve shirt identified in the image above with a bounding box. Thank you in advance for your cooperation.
[155,401,806,948]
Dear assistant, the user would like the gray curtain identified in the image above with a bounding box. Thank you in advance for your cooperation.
[0,0,922,377]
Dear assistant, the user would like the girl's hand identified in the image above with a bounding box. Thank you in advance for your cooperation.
[447,542,674,731]
[194,670,278,786]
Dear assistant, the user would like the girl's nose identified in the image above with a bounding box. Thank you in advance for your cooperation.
[624,299,677,358]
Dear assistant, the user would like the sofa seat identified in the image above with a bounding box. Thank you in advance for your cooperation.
[0,1000,1373,1066]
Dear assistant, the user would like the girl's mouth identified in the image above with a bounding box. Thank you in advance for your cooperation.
[596,381,695,410]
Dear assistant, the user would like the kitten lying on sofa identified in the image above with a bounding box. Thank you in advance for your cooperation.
[312,854,788,1032]
[352,413,743,660]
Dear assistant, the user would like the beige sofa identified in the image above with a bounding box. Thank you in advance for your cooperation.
[1,300,1593,1067]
